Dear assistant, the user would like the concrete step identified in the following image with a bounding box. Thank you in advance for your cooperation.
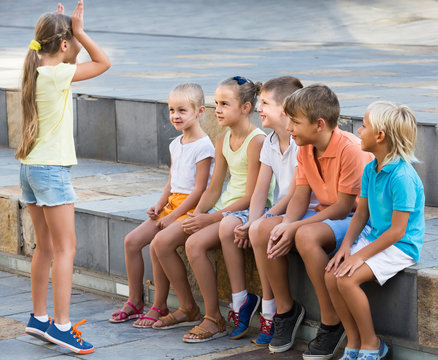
[1,148,438,359]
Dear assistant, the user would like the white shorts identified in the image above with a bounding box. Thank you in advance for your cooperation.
[350,236,416,285]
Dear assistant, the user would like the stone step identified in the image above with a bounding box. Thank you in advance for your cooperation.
[1,148,438,358]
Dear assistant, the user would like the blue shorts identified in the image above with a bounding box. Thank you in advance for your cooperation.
[301,210,355,256]
[261,210,366,257]
[223,207,271,225]
[20,164,78,207]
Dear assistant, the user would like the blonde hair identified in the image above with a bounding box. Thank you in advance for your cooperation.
[366,101,418,166]
[169,83,205,111]
[16,12,73,160]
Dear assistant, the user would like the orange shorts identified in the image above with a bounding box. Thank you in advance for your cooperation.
[157,193,196,222]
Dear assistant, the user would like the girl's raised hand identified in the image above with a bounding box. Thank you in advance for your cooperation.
[57,3,64,14]
[147,206,160,220]
[71,0,84,36]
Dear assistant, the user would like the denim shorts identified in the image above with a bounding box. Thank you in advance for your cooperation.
[223,207,271,225]
[20,164,78,207]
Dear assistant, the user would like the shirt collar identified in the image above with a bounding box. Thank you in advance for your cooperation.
[319,127,341,158]
[378,158,402,173]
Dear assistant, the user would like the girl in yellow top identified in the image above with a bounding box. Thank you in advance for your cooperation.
[18,1,110,354]
[150,76,266,343]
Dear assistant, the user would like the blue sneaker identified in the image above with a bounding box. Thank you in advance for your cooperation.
[25,313,52,342]
[44,319,94,354]
[228,293,260,340]
[358,338,388,360]
[250,313,275,346]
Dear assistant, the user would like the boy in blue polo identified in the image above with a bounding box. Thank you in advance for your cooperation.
[325,101,425,360]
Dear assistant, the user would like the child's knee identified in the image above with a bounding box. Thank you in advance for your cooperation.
[185,235,203,262]
[324,270,337,291]
[219,216,241,243]
[336,275,357,293]
[295,225,318,254]
[252,219,272,248]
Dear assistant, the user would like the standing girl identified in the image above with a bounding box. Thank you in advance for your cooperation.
[325,101,425,360]
[19,1,110,354]
[151,76,265,342]
[109,83,215,329]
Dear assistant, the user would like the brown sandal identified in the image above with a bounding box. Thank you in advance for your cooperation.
[152,305,201,330]
[182,315,228,343]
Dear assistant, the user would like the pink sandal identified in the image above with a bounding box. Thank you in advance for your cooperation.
[133,307,170,328]
[109,301,144,323]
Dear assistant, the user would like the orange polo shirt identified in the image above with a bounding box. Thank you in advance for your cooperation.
[295,127,373,211]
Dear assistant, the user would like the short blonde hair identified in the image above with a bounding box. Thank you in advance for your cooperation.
[366,101,418,165]
[169,83,205,110]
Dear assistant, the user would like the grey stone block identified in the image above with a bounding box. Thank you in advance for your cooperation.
[364,270,417,341]
[76,96,117,161]
[75,212,109,273]
[414,124,438,206]
[116,100,158,165]
[157,102,179,167]
[0,89,8,147]
[108,218,138,277]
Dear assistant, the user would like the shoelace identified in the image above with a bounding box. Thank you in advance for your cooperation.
[70,319,87,345]
[310,328,334,349]
[227,310,239,328]
[259,315,273,335]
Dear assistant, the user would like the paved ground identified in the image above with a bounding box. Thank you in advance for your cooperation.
[0,269,306,360]
[0,0,438,122]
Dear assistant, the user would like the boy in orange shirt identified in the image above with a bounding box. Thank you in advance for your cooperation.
[251,84,373,359]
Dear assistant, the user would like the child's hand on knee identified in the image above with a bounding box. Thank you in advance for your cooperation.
[326,245,350,273]
[334,253,364,278]
[233,223,250,248]
[267,222,297,259]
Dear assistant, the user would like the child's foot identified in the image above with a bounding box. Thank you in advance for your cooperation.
[269,302,305,353]
[109,301,144,323]
[153,305,200,330]
[358,338,388,360]
[339,347,360,360]
[302,322,345,359]
[250,313,275,346]
[182,315,227,343]
[228,293,261,340]
[133,306,169,328]
[44,320,94,354]
[25,313,52,342]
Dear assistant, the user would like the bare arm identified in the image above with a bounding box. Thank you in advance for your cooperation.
[71,0,110,81]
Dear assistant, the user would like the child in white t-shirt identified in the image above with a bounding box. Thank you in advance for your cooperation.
[219,76,303,344]
[110,83,214,327]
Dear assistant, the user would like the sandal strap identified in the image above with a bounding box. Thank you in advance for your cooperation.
[157,312,177,327]
[186,324,212,339]
[125,301,143,315]
[139,315,158,322]
[178,306,200,321]
[150,306,169,317]
[203,315,226,332]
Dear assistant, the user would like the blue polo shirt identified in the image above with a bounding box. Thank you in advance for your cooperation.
[361,158,424,261]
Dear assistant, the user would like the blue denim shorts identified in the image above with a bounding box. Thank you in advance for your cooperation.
[223,207,271,225]
[20,164,78,207]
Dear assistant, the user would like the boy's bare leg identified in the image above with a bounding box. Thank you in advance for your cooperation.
[28,204,54,318]
[249,217,274,301]
[111,219,160,320]
[152,222,200,326]
[295,222,340,325]
[252,216,293,314]
[337,265,380,350]
[325,270,361,349]
[219,216,245,293]
[184,222,222,339]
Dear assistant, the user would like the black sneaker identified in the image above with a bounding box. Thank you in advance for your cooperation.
[303,323,346,360]
[268,302,305,353]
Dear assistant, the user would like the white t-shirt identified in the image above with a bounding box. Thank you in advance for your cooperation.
[260,132,298,201]
[170,135,215,194]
